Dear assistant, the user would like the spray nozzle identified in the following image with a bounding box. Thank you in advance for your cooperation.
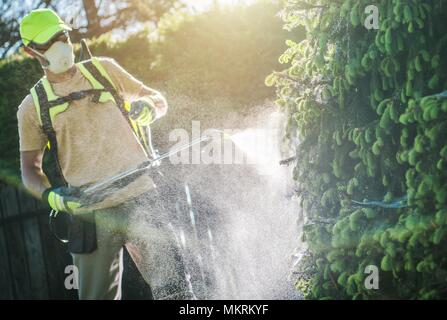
[223,133,232,140]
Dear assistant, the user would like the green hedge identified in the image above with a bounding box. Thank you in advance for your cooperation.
[0,1,293,183]
[268,0,447,299]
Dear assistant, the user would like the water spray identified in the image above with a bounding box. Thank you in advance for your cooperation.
[78,113,299,299]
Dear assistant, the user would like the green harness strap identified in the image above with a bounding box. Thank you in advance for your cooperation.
[33,80,68,186]
[79,58,150,156]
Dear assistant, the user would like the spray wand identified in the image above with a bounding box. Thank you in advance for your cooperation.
[80,133,214,205]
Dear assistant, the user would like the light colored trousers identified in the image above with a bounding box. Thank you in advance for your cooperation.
[71,193,191,300]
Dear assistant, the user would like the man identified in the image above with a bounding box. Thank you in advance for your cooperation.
[17,8,190,300]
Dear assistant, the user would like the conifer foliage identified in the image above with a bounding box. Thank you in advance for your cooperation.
[267,0,447,299]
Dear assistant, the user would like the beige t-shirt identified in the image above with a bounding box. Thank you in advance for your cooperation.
[17,57,155,212]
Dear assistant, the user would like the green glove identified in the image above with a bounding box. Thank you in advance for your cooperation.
[42,186,83,213]
[129,99,157,126]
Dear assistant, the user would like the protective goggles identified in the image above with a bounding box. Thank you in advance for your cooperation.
[27,30,70,52]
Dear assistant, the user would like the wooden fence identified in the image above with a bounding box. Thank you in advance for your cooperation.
[0,183,153,300]
[0,183,76,299]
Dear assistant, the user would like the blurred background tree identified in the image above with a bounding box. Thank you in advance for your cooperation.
[0,0,52,58]
[67,0,184,41]
[0,0,183,58]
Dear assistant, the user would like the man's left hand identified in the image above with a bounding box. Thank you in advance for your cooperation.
[43,186,85,213]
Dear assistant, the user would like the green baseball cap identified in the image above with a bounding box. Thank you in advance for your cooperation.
[20,9,72,46]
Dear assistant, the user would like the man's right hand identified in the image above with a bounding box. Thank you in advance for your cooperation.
[129,99,156,126]
[42,186,83,213]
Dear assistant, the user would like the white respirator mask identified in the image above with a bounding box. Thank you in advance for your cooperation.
[43,41,75,74]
